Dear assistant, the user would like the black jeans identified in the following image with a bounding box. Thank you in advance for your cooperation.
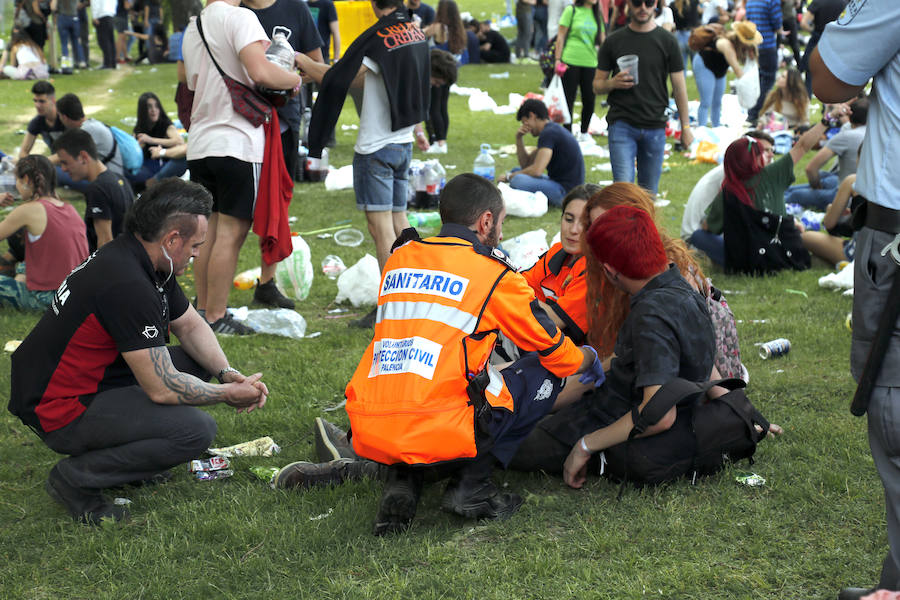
[748,46,778,123]
[41,347,217,490]
[561,64,596,134]
[95,16,116,68]
[426,83,450,142]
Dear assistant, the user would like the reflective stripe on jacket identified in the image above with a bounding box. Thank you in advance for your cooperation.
[345,225,584,466]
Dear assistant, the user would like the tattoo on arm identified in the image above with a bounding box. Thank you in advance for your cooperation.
[148,346,226,406]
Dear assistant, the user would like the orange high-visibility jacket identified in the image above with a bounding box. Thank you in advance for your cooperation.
[521,242,589,344]
[345,225,585,466]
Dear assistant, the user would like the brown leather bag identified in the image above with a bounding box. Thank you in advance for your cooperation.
[688,23,724,52]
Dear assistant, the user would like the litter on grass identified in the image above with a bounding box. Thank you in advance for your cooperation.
[208,436,281,458]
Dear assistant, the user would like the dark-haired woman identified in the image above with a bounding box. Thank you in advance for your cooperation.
[424,0,468,153]
[128,91,187,188]
[0,155,88,309]
[554,0,602,140]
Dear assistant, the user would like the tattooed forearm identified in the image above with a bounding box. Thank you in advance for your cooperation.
[148,346,227,406]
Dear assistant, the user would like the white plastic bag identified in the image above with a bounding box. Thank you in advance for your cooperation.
[503,229,549,271]
[241,308,308,339]
[275,235,314,300]
[544,75,571,125]
[497,182,549,218]
[324,164,354,191]
[468,92,498,112]
[735,61,760,110]
[335,254,381,307]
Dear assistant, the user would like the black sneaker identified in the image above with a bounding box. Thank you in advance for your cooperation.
[253,278,295,309]
[373,466,423,536]
[274,458,381,489]
[349,308,377,329]
[314,417,356,462]
[45,466,130,525]
[441,476,523,521]
[208,313,256,335]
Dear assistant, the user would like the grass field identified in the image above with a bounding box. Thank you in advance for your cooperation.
[0,3,882,598]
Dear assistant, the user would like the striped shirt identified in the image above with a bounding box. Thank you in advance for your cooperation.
[745,0,782,50]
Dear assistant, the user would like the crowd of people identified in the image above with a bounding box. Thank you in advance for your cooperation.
[3,0,899,598]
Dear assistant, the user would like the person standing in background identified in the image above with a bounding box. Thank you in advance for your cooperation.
[92,0,117,68]
[745,0,782,124]
[515,0,536,59]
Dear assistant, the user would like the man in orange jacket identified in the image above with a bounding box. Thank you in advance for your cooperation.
[276,173,605,535]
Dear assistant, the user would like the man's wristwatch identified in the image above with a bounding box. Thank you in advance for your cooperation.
[217,366,239,383]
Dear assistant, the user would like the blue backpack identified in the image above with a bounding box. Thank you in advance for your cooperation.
[103,125,143,175]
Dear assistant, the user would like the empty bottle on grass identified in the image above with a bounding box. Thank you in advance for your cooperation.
[473,144,495,181]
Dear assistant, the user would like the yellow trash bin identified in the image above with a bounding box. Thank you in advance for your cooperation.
[335,1,378,50]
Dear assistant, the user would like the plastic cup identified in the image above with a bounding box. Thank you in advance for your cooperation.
[616,54,639,85]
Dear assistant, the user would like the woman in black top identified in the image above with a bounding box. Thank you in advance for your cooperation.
[692,21,760,127]
[671,0,700,71]
[128,92,187,189]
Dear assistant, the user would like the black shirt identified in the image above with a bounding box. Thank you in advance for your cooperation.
[8,234,190,434]
[27,113,66,149]
[598,25,684,129]
[242,0,322,130]
[539,265,716,446]
[410,2,435,27]
[672,0,700,30]
[307,0,338,60]
[480,29,511,63]
[807,0,847,33]
[84,170,135,252]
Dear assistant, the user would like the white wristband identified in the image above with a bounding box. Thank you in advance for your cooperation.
[159,147,166,157]
[579,436,591,454]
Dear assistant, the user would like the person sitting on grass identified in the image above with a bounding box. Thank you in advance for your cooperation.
[0,27,49,80]
[800,172,860,267]
[128,91,189,191]
[499,98,585,207]
[0,155,88,310]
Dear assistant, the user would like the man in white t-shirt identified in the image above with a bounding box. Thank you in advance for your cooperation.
[297,0,430,328]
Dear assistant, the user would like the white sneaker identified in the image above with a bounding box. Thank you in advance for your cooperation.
[578,132,593,143]
[425,142,447,154]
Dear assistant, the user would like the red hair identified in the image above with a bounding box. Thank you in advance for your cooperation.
[722,137,764,208]
[585,206,667,280]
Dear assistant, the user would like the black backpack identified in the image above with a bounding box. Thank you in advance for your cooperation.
[602,378,771,486]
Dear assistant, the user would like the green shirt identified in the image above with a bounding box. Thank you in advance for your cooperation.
[705,153,796,234]
[559,5,600,68]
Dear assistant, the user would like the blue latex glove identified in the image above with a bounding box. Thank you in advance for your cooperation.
[578,345,606,387]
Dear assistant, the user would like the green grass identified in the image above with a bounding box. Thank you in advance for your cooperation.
[0,4,880,598]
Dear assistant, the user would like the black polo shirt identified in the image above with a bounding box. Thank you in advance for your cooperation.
[8,234,190,435]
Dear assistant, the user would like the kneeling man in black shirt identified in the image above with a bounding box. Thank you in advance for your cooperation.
[8,179,269,525]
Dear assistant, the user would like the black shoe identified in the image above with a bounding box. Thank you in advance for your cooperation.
[208,312,256,335]
[350,308,377,329]
[314,417,356,461]
[253,278,295,309]
[274,458,381,489]
[373,466,423,536]
[838,588,876,600]
[45,466,130,525]
[441,476,523,520]
[118,470,174,489]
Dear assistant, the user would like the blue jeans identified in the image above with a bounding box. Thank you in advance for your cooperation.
[676,29,693,71]
[749,46,778,122]
[532,4,548,55]
[783,172,840,210]
[352,143,412,212]
[509,172,567,206]
[694,53,725,127]
[127,157,189,185]
[607,120,667,195]
[57,14,85,63]
[690,229,724,267]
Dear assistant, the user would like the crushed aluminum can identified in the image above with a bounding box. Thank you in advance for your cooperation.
[735,472,766,486]
[189,456,231,472]
[194,469,234,481]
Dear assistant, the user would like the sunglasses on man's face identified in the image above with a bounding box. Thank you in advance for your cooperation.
[630,0,655,7]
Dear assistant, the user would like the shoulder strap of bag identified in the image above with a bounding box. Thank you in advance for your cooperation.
[102,124,119,165]
[196,16,230,81]
[628,377,746,439]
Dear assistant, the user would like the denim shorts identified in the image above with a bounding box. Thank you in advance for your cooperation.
[352,143,412,212]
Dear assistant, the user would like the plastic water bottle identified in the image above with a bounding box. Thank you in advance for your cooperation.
[407,211,442,230]
[423,160,441,208]
[431,160,447,192]
[473,144,495,182]
[415,162,433,208]
[800,210,824,232]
